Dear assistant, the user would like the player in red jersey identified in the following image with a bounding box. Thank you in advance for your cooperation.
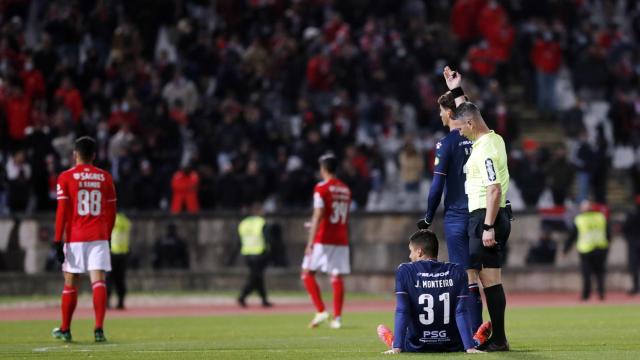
[302,153,352,329]
[51,136,117,342]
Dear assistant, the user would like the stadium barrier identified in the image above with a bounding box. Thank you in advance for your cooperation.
[0,211,633,295]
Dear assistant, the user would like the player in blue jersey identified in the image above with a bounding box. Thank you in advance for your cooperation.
[416,91,485,339]
[376,230,483,354]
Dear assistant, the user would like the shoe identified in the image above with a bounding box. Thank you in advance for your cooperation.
[377,324,394,348]
[473,321,492,346]
[478,339,509,352]
[262,301,273,308]
[237,297,247,308]
[308,311,329,328]
[628,289,639,296]
[52,327,72,342]
[94,328,107,342]
[329,317,342,329]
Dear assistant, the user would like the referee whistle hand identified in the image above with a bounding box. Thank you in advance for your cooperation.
[55,242,65,264]
[416,219,431,230]
[482,229,497,247]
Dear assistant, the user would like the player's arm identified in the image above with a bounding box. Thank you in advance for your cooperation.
[105,178,117,236]
[387,265,409,353]
[306,192,324,254]
[419,141,451,229]
[54,177,70,264]
[443,66,466,107]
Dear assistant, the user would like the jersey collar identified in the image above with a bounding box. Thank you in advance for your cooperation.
[472,130,495,148]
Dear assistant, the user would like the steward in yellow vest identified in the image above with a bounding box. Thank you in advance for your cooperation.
[237,204,272,308]
[564,201,609,300]
[108,213,132,309]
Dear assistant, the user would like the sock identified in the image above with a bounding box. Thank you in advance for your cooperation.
[484,284,507,344]
[331,276,344,318]
[468,283,483,332]
[302,272,325,313]
[92,281,107,330]
[60,285,78,331]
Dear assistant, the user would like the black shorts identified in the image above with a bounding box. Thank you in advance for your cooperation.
[468,208,511,270]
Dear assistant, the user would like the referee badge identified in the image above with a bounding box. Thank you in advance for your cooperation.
[485,159,496,181]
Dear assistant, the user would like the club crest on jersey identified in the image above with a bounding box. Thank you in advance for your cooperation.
[436,142,442,150]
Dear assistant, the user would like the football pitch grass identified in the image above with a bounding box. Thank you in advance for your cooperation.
[1,305,639,359]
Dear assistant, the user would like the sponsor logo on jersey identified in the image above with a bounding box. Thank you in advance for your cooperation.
[419,330,450,343]
[417,271,450,278]
[73,173,106,181]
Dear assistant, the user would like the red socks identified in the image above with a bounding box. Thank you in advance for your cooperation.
[302,272,325,312]
[60,285,78,331]
[331,276,344,318]
[92,281,107,329]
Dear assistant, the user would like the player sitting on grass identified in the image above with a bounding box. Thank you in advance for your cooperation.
[377,230,488,354]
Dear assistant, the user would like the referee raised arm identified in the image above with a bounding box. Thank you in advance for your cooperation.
[443,66,511,351]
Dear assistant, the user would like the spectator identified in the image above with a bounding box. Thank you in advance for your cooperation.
[5,150,32,214]
[3,82,31,149]
[162,69,199,115]
[153,224,189,269]
[526,227,557,265]
[398,139,424,210]
[54,77,84,123]
[544,146,575,207]
[623,198,640,295]
[530,29,562,116]
[170,164,200,214]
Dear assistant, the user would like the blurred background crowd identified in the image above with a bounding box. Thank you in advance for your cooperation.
[0,0,639,216]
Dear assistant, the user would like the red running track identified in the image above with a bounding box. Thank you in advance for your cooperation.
[1,292,639,322]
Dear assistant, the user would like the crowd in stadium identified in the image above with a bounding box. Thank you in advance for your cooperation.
[1,0,640,215]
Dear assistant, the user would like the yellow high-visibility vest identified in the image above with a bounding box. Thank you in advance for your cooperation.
[238,216,266,256]
[111,213,131,254]
[575,211,608,254]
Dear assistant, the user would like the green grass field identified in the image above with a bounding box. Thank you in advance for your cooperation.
[1,305,639,359]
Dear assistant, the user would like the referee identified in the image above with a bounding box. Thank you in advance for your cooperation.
[444,66,511,352]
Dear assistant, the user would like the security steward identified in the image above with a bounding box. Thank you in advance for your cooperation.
[564,200,609,300]
[444,65,511,352]
[107,212,131,309]
[237,204,272,308]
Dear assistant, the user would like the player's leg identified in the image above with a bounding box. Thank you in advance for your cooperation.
[53,271,80,341]
[446,211,482,332]
[329,245,350,328]
[88,240,111,342]
[90,270,107,341]
[301,245,327,322]
[53,242,84,341]
[330,275,344,328]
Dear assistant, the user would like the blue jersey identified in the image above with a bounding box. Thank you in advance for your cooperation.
[393,260,473,352]
[425,129,472,222]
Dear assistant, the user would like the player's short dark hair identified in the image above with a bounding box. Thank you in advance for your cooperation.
[437,92,456,111]
[453,102,481,121]
[319,153,338,174]
[74,136,97,161]
[409,229,439,258]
